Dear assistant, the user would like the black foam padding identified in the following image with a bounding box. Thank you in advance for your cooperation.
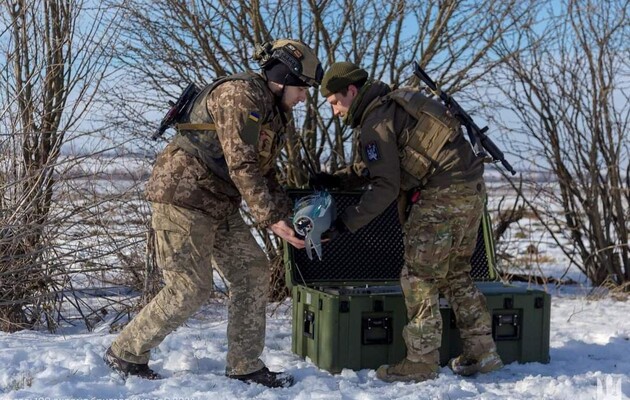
[287,190,490,284]
[470,220,491,280]
[289,191,404,283]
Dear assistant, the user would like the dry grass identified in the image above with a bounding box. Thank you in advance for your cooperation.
[604,280,629,302]
[3,373,34,392]
[511,253,557,265]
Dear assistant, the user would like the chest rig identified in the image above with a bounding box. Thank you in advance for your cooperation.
[365,88,461,188]
[172,72,286,181]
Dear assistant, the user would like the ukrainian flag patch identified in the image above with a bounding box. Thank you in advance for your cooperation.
[248,112,260,122]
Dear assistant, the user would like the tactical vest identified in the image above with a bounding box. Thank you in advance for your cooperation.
[171,72,284,182]
[366,88,461,188]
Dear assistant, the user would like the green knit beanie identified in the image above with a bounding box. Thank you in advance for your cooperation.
[320,62,369,97]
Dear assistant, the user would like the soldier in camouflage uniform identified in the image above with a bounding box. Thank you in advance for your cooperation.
[104,39,323,388]
[315,62,503,382]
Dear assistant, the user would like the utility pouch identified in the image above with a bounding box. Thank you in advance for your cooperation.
[399,144,432,183]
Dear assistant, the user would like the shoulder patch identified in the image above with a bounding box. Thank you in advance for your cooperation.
[241,111,262,146]
[365,141,380,162]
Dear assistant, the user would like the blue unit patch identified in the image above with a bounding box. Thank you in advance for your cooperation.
[365,141,380,162]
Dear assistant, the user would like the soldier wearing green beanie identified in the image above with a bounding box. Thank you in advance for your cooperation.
[319,62,369,97]
[315,62,503,383]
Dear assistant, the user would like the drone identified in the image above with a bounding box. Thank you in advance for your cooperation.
[292,191,336,261]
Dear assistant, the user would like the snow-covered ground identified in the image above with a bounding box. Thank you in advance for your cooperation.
[0,284,628,400]
[1,168,628,399]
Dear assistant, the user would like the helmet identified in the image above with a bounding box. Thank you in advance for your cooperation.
[254,39,324,87]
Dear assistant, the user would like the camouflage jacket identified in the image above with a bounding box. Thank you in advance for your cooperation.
[146,72,292,227]
[338,80,484,232]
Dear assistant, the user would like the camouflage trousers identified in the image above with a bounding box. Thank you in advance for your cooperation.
[401,180,496,363]
[111,202,270,375]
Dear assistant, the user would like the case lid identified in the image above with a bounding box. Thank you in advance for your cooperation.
[285,190,492,287]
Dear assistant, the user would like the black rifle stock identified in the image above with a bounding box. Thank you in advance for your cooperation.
[413,62,516,175]
[152,83,200,140]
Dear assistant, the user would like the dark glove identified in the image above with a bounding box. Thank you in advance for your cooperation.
[322,217,349,241]
[309,172,342,190]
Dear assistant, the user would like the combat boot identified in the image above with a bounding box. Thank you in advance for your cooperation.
[376,358,439,383]
[103,347,162,380]
[449,349,503,376]
[228,367,294,388]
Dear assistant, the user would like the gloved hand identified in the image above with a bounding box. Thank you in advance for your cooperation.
[309,172,342,190]
[322,217,349,241]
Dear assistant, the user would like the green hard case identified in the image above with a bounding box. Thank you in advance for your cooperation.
[285,191,550,373]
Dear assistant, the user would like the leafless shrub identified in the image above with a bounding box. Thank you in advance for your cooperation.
[486,0,629,287]
[6,0,618,333]
[0,0,151,331]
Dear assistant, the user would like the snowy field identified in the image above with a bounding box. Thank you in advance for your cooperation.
[0,166,628,399]
[0,285,628,400]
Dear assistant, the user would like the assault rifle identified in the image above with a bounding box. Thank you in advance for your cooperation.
[413,62,516,175]
[152,83,200,140]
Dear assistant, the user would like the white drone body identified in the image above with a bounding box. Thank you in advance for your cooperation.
[292,191,336,260]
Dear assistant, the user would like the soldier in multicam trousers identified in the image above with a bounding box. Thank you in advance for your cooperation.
[103,39,323,388]
[400,182,498,377]
[314,62,503,382]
